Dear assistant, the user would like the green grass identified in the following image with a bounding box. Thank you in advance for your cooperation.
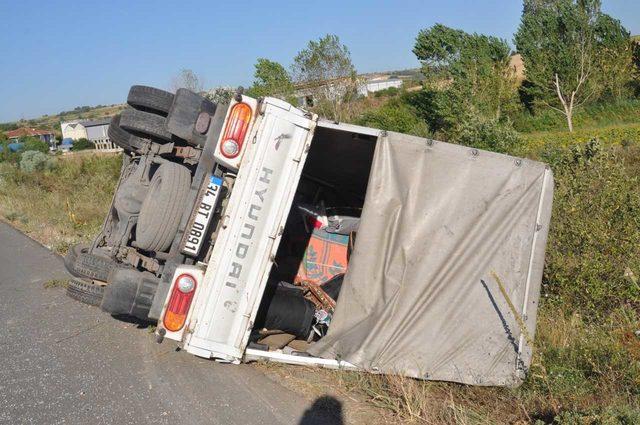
[512,99,640,134]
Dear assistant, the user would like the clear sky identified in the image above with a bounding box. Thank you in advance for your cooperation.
[0,0,638,122]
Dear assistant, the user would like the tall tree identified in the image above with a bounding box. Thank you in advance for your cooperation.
[247,58,294,100]
[413,24,518,127]
[515,0,632,132]
[171,69,204,93]
[291,34,356,121]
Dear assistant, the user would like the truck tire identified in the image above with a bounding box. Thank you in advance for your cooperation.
[136,162,191,252]
[66,278,105,307]
[127,85,174,116]
[119,109,173,142]
[64,244,88,278]
[108,114,150,154]
[74,251,120,282]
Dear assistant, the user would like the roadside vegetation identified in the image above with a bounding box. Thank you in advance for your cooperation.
[0,154,121,254]
[0,0,638,422]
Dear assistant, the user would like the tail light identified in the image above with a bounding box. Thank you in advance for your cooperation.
[163,273,197,332]
[219,102,252,158]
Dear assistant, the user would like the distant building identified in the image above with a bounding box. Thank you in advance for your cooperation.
[357,77,403,96]
[61,121,88,140]
[294,76,405,107]
[60,117,120,152]
[5,127,55,145]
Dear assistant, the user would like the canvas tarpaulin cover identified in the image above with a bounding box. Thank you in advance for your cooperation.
[309,132,554,386]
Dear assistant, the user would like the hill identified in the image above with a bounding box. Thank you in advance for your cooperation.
[1,104,126,137]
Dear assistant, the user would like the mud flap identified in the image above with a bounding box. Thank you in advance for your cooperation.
[101,269,160,320]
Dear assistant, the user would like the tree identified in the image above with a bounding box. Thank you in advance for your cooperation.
[246,58,294,100]
[171,69,204,93]
[291,34,357,121]
[593,14,635,100]
[515,0,632,132]
[411,24,520,152]
[22,136,49,153]
[71,138,94,151]
[204,87,235,104]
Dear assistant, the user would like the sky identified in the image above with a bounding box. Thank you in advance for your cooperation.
[0,0,638,123]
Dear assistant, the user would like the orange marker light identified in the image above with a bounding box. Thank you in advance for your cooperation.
[163,274,197,332]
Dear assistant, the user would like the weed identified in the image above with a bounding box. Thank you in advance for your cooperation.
[43,279,68,289]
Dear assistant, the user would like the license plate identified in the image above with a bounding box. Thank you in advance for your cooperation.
[182,175,223,257]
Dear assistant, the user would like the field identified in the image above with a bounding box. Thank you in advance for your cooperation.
[0,103,639,423]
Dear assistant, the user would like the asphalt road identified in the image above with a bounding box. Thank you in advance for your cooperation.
[0,222,342,425]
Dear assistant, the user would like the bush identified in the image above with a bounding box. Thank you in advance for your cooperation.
[0,141,20,164]
[356,99,430,137]
[71,138,94,151]
[22,136,49,153]
[373,86,400,98]
[541,139,640,317]
[19,150,55,173]
[450,109,522,153]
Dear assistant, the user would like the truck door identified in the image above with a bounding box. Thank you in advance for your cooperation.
[183,99,316,361]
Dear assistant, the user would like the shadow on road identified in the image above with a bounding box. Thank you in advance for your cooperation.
[299,395,344,425]
[111,314,155,329]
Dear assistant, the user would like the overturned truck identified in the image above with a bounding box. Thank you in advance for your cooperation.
[65,85,553,386]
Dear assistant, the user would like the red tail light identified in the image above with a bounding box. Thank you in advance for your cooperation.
[220,102,252,158]
[163,273,197,332]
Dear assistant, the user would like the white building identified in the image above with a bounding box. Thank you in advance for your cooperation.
[294,76,405,107]
[357,77,403,97]
[60,117,120,152]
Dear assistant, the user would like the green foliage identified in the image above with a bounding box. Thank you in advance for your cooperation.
[372,86,400,98]
[414,24,519,122]
[524,307,640,421]
[540,140,640,316]
[19,150,56,173]
[515,0,634,131]
[512,99,640,133]
[246,58,294,100]
[292,34,357,120]
[450,109,522,153]
[204,86,235,105]
[22,136,49,153]
[355,99,430,137]
[71,138,94,151]
[410,24,521,149]
[519,123,640,157]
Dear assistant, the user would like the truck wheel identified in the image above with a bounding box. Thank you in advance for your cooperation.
[74,251,120,282]
[119,109,174,142]
[108,114,150,154]
[64,244,88,278]
[127,85,174,116]
[136,162,191,252]
[66,278,105,307]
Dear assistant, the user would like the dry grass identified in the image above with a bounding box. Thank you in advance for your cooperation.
[43,279,68,289]
[0,154,121,253]
[257,305,640,424]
